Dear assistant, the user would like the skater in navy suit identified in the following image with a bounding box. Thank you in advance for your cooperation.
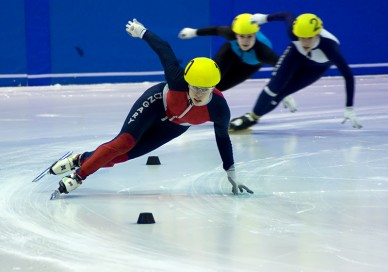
[229,12,362,131]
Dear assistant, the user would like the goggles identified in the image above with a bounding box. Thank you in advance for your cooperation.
[189,85,214,93]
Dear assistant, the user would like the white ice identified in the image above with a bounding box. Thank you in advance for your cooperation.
[0,75,387,272]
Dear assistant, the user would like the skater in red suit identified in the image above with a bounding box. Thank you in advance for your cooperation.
[49,18,253,199]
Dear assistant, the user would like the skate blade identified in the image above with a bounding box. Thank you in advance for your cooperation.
[32,151,73,182]
[31,168,50,182]
[50,190,61,200]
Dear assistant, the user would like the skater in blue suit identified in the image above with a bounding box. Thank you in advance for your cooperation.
[179,13,298,113]
[179,13,278,91]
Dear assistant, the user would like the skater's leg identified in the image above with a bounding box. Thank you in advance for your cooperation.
[77,83,166,179]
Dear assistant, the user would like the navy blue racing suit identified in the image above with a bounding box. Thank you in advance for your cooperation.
[252,12,355,116]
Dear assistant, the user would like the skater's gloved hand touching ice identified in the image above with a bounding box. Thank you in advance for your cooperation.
[126,19,147,39]
[226,165,254,195]
[341,107,362,129]
[282,95,297,113]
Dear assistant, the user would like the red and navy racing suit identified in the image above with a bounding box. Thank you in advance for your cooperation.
[196,26,279,91]
[76,31,234,180]
[253,11,355,116]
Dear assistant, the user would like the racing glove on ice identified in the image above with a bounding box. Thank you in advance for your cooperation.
[342,107,362,129]
[227,165,254,195]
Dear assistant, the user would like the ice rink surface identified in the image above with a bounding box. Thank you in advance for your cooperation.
[1,75,387,272]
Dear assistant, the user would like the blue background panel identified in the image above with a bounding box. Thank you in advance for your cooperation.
[0,0,387,86]
[0,0,27,85]
[209,0,388,78]
[49,0,211,74]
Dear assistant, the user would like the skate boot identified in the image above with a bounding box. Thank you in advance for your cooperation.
[58,172,83,194]
[282,95,297,113]
[50,154,81,175]
[51,172,83,200]
[229,113,258,131]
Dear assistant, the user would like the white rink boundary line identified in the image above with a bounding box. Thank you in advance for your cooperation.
[0,71,165,79]
[1,63,388,79]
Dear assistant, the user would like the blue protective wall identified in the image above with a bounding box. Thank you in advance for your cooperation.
[0,0,27,86]
[209,0,388,78]
[0,0,387,86]
[48,0,211,85]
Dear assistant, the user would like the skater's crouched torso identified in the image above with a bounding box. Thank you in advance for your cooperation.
[163,84,230,128]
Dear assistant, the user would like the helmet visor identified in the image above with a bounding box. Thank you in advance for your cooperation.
[189,85,214,93]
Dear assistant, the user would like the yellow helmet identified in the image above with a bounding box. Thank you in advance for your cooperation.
[231,13,259,35]
[184,57,221,88]
[293,13,323,38]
